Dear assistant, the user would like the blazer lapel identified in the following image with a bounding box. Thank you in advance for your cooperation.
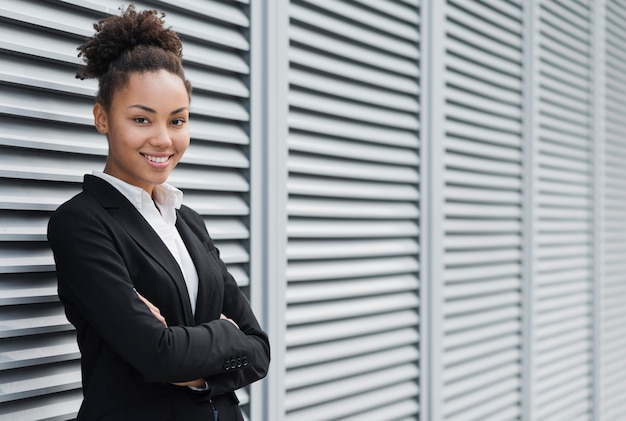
[83,175,195,325]
[175,214,221,324]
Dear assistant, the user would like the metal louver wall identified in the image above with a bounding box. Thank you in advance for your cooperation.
[437,1,525,419]
[285,0,421,419]
[530,1,594,419]
[599,0,626,419]
[0,0,253,419]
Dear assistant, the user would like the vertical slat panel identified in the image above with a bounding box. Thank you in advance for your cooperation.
[531,1,594,420]
[0,0,253,418]
[285,0,421,419]
[599,0,626,419]
[440,1,525,420]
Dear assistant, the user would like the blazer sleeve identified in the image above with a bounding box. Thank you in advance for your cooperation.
[48,199,269,385]
[178,206,271,397]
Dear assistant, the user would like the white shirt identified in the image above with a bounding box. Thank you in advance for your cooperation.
[93,171,199,315]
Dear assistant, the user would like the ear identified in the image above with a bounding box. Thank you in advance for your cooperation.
[93,103,109,134]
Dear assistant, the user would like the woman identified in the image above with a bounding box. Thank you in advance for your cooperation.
[47,5,270,420]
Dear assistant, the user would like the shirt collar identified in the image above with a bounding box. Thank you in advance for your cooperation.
[92,171,183,213]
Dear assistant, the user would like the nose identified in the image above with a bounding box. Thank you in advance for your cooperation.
[150,123,172,147]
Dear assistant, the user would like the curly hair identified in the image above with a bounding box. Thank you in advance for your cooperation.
[77,4,192,109]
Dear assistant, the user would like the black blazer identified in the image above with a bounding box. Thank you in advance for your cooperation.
[47,175,270,421]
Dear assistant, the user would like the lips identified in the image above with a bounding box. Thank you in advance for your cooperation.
[143,154,172,163]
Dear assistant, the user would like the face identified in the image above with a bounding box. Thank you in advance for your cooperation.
[94,70,190,196]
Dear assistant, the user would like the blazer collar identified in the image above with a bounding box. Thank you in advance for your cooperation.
[82,175,195,324]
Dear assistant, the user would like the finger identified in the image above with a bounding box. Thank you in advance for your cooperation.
[220,313,239,329]
[135,289,168,326]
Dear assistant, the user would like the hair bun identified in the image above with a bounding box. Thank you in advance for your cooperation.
[77,4,182,80]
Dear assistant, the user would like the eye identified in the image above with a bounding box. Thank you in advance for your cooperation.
[134,117,149,124]
[171,118,186,127]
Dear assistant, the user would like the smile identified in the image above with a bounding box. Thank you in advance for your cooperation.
[143,154,171,163]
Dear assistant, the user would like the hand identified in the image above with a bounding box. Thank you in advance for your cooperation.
[134,289,167,327]
[220,313,239,329]
[172,378,206,388]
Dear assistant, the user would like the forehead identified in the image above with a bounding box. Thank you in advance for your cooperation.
[114,70,189,107]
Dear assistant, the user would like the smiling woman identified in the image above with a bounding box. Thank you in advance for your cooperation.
[93,70,190,194]
[46,5,269,421]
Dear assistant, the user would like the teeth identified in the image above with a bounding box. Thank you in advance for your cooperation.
[145,155,169,163]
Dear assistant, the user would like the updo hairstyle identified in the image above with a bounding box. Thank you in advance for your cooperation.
[76,4,192,110]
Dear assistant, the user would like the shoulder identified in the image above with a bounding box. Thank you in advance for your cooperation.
[178,204,204,226]
[47,189,109,243]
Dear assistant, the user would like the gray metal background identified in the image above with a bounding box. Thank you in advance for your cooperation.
[1,1,626,420]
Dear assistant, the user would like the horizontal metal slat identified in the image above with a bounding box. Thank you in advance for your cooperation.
[445,154,522,176]
[185,65,248,98]
[0,332,78,370]
[449,0,523,26]
[288,256,419,282]
[444,306,521,332]
[286,382,419,421]
[287,292,419,325]
[0,388,81,420]
[290,89,419,129]
[290,24,419,78]
[443,261,520,283]
[288,218,419,238]
[447,2,522,47]
[446,88,522,122]
[154,0,249,27]
[170,166,248,193]
[443,348,520,383]
[0,273,58,306]
[285,364,418,412]
[443,378,520,419]
[443,203,521,219]
[289,154,419,183]
[183,142,248,169]
[446,37,521,77]
[444,292,521,316]
[443,277,520,298]
[290,68,419,114]
[286,327,419,368]
[288,238,418,260]
[443,335,520,366]
[181,192,249,216]
[445,186,521,204]
[447,20,521,63]
[539,101,591,128]
[446,71,521,107]
[289,112,418,148]
[0,85,93,126]
[444,362,519,400]
[287,274,417,304]
[340,397,419,421]
[295,0,420,44]
[0,362,80,403]
[537,126,590,149]
[446,54,522,92]
[443,235,521,250]
[444,320,521,350]
[286,345,418,389]
[190,118,249,145]
[289,176,418,201]
[289,48,419,95]
[286,310,418,347]
[444,219,521,233]
[0,303,72,338]
[350,0,420,25]
[289,132,419,166]
[288,197,419,219]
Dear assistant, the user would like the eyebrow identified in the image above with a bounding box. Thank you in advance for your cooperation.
[129,104,189,115]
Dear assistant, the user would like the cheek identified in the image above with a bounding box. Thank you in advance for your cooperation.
[174,131,191,151]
